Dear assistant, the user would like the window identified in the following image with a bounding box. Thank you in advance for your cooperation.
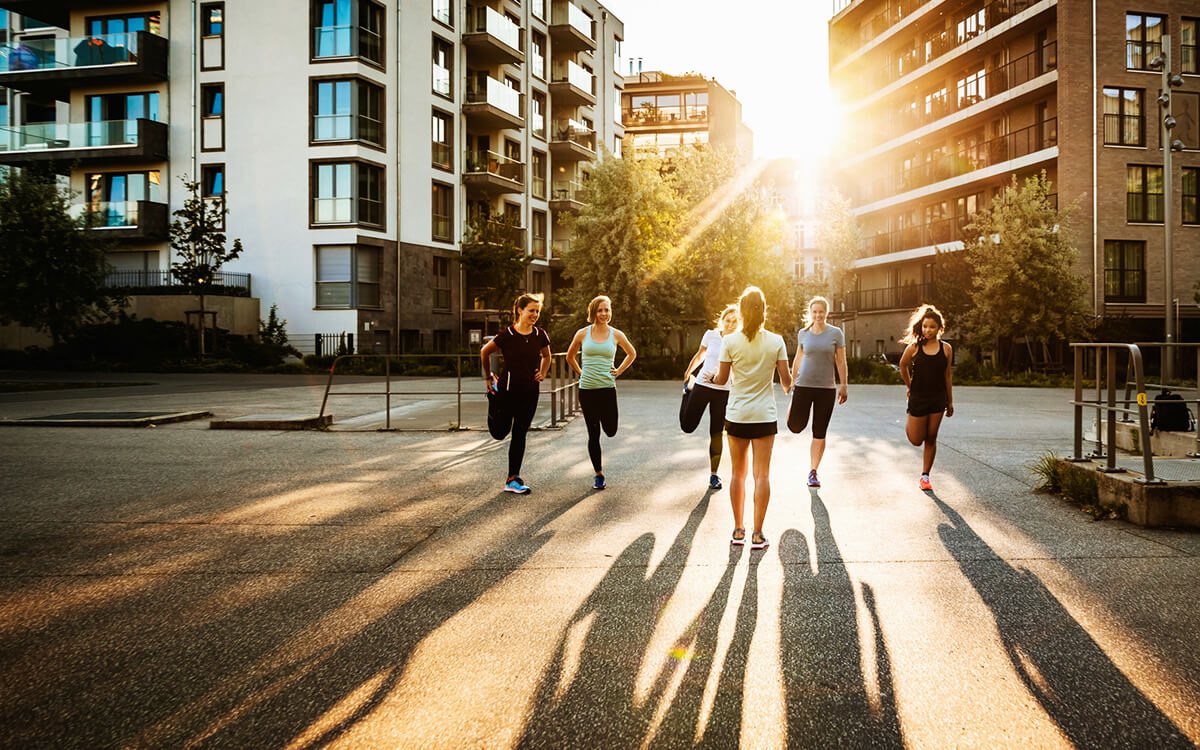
[200,164,225,228]
[1184,18,1198,74]
[1126,165,1164,223]
[201,3,225,69]
[1126,13,1165,70]
[202,4,223,36]
[432,109,452,170]
[315,244,380,308]
[202,85,223,117]
[312,161,384,227]
[200,84,224,151]
[956,67,986,107]
[532,210,547,257]
[432,181,453,241]
[613,135,622,158]
[1104,240,1145,302]
[433,37,452,97]
[312,78,383,145]
[433,256,451,310]
[531,151,546,198]
[531,0,545,20]
[86,170,161,226]
[433,0,452,27]
[313,0,384,65]
[531,91,546,138]
[531,270,546,294]
[86,12,161,36]
[531,32,546,79]
[1184,168,1199,225]
[1103,87,1144,146]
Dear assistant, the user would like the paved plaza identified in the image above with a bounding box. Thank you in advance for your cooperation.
[1,375,1198,748]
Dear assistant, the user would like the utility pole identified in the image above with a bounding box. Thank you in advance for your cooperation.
[1151,36,1186,381]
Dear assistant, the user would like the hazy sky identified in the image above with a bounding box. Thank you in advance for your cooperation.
[600,0,838,164]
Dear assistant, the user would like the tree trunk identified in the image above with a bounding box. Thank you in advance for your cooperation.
[198,293,207,359]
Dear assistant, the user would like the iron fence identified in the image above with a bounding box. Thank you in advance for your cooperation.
[103,270,252,297]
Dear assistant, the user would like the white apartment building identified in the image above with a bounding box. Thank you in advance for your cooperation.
[0,0,624,354]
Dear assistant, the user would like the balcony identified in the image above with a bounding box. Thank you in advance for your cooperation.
[464,218,526,249]
[549,179,586,212]
[549,119,595,161]
[463,74,525,130]
[0,1,148,29]
[81,200,168,241]
[0,31,168,101]
[102,270,252,298]
[463,149,524,196]
[861,193,1056,258]
[549,59,595,107]
[464,5,524,65]
[549,1,595,52]
[850,283,935,314]
[622,104,708,129]
[0,119,168,172]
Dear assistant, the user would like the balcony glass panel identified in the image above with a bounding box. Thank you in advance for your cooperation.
[464,149,524,184]
[552,179,584,200]
[468,76,521,117]
[553,119,595,149]
[87,200,142,227]
[314,26,352,58]
[0,32,149,71]
[0,119,142,151]
[470,6,520,50]
[566,2,592,39]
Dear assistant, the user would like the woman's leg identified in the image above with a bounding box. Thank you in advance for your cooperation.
[787,388,815,434]
[679,384,709,433]
[750,435,776,533]
[727,434,750,529]
[507,392,538,479]
[922,412,945,474]
[707,389,728,474]
[809,389,836,471]
[579,390,604,474]
[599,388,619,437]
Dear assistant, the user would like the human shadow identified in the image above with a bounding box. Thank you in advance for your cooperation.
[933,493,1192,748]
[518,491,724,748]
[778,491,903,749]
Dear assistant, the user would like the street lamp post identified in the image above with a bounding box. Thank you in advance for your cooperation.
[1151,36,1186,382]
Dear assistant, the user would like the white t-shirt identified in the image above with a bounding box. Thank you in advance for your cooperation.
[695,328,730,392]
[719,329,787,423]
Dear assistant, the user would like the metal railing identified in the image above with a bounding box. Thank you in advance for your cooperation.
[1119,343,1200,457]
[318,352,580,430]
[102,270,252,296]
[1071,343,1158,482]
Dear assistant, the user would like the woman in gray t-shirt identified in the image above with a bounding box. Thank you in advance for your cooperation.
[787,296,848,488]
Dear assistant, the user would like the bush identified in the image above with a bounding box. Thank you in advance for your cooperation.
[844,357,903,385]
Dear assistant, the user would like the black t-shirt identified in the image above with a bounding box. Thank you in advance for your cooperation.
[494,325,550,393]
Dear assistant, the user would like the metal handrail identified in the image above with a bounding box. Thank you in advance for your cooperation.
[318,351,580,431]
[1070,343,1159,483]
[1119,343,1200,457]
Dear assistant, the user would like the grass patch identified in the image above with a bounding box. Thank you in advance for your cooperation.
[1029,452,1118,520]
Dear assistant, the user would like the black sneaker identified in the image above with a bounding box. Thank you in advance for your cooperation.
[709,474,722,490]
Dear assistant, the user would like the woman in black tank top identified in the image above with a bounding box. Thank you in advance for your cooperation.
[898,305,954,491]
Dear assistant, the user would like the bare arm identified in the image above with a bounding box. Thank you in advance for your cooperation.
[536,346,551,382]
[943,342,954,417]
[835,346,849,404]
[683,345,707,384]
[713,361,731,386]
[776,359,793,393]
[613,329,637,378]
[565,330,585,376]
[791,346,804,384]
[480,339,500,391]
[898,344,917,391]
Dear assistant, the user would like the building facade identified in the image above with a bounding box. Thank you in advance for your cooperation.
[829,0,1199,359]
[620,71,753,161]
[0,0,624,354]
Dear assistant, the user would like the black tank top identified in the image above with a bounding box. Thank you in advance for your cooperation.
[910,341,948,399]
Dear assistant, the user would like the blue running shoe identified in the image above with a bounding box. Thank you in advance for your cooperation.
[593,474,606,490]
[807,470,820,488]
[709,474,722,490]
[505,477,530,494]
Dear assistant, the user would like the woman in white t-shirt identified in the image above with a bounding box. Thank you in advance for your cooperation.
[680,304,739,491]
[713,287,793,550]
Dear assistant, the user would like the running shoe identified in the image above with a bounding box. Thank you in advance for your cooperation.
[709,474,722,490]
[919,475,932,491]
[750,531,769,550]
[505,477,531,494]
[593,474,606,490]
[731,527,746,546]
[807,470,820,488]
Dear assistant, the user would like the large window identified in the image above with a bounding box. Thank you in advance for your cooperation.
[201,3,224,69]
[433,37,452,98]
[1184,168,1199,225]
[312,78,383,145]
[86,12,161,36]
[432,109,452,170]
[433,0,452,27]
[201,83,224,151]
[312,0,384,65]
[532,210,547,257]
[312,161,384,227]
[315,244,380,308]
[432,181,453,241]
[1126,13,1165,71]
[1182,18,1197,74]
[1104,240,1145,302]
[1126,165,1164,223]
[87,170,161,226]
[531,91,546,139]
[531,150,546,199]
[433,256,451,310]
[1103,87,1144,146]
[531,32,546,80]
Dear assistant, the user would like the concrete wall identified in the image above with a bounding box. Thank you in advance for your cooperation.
[125,294,260,335]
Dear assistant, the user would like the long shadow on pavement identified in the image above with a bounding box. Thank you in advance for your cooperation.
[778,490,904,749]
[933,493,1192,748]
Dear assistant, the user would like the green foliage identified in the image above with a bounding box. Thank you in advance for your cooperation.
[259,304,300,360]
[1029,453,1114,519]
[958,172,1091,357]
[815,188,861,300]
[0,167,124,344]
[169,176,244,293]
[460,214,530,315]
[1030,451,1063,493]
[845,357,904,384]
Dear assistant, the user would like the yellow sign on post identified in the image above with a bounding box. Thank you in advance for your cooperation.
[1137,392,1148,406]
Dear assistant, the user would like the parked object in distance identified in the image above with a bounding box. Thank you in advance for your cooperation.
[867,353,900,372]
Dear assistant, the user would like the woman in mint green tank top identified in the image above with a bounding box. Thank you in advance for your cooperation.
[566,295,637,490]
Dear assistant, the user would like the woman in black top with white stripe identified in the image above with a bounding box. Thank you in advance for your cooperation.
[898,305,954,491]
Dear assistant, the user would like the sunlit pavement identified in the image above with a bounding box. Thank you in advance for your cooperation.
[1,377,1198,748]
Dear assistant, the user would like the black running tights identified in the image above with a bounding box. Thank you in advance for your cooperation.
[578,387,618,473]
[679,383,728,471]
[787,386,836,439]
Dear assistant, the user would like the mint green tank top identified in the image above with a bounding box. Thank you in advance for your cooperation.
[580,325,617,390]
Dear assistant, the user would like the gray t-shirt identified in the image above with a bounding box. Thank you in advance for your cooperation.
[795,325,845,388]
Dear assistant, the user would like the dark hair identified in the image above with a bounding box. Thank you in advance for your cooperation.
[901,304,944,345]
[738,286,766,341]
[514,293,544,317]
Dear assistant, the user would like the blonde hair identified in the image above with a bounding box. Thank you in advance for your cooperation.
[900,304,945,345]
[714,303,739,329]
[737,287,766,341]
[586,295,612,324]
[513,292,544,317]
[802,296,830,329]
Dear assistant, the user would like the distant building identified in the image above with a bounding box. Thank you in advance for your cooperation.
[620,71,753,161]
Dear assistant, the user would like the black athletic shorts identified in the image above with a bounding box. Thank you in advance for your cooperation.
[724,420,777,439]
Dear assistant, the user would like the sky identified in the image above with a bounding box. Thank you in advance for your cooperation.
[599,0,839,164]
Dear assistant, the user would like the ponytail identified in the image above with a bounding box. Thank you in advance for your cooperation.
[738,286,766,341]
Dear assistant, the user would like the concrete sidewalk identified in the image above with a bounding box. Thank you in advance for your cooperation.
[0,377,1198,748]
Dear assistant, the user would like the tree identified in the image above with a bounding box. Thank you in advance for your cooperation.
[460,213,530,318]
[169,176,243,358]
[958,172,1091,368]
[0,167,122,345]
[815,187,862,304]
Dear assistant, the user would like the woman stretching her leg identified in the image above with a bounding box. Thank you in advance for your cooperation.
[680,304,738,490]
[898,305,954,491]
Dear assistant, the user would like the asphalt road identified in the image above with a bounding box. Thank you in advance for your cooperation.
[1,376,1197,748]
